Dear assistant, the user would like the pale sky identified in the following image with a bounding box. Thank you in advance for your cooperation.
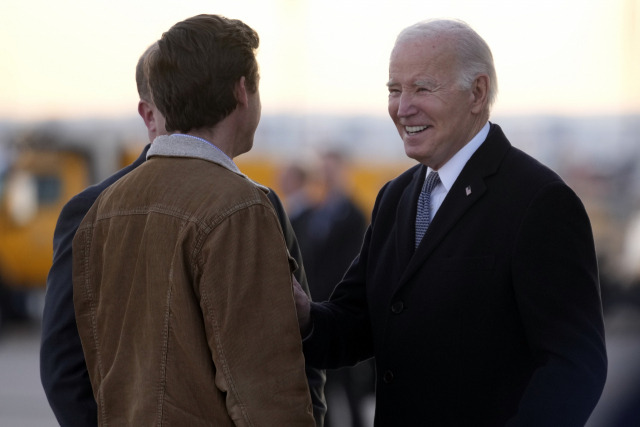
[1,0,638,121]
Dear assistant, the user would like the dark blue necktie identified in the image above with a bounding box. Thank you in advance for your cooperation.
[415,171,440,248]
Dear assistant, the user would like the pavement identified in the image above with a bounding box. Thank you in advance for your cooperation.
[0,298,638,426]
[0,319,57,427]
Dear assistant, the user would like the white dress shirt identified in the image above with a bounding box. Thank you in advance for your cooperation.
[425,121,490,219]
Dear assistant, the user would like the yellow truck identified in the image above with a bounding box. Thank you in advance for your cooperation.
[0,128,144,322]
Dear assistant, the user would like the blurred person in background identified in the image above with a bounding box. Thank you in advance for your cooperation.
[284,150,374,427]
[279,162,315,241]
[41,15,325,426]
[295,18,607,426]
[302,150,368,304]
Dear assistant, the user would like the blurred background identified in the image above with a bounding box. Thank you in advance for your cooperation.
[0,0,639,425]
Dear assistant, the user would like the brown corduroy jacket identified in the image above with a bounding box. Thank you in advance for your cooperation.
[73,134,314,426]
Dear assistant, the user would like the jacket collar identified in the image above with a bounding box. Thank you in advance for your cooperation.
[397,123,511,288]
[147,134,269,193]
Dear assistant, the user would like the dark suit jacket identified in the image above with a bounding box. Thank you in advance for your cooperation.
[304,124,607,426]
[40,144,326,426]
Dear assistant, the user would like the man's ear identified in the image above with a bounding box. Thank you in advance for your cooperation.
[470,74,489,114]
[234,76,249,108]
[138,100,156,133]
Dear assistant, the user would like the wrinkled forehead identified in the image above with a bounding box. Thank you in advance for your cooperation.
[391,32,454,60]
[389,35,457,79]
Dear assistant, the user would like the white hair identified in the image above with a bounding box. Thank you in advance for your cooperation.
[395,19,498,111]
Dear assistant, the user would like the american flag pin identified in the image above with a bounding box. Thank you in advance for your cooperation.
[465,186,472,196]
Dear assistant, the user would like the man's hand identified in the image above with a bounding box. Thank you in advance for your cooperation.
[292,275,311,337]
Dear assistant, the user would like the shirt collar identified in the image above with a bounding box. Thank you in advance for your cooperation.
[147,133,269,192]
[428,121,490,191]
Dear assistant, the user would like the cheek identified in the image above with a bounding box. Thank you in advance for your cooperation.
[388,99,398,120]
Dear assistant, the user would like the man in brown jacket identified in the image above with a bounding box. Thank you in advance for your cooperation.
[73,14,314,426]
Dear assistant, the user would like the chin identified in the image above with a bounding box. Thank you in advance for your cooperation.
[404,144,426,163]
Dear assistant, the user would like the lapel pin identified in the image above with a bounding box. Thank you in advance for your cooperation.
[465,186,472,196]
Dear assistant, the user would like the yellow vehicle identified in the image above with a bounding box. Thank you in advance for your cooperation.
[0,129,144,322]
[0,128,410,321]
[0,149,89,289]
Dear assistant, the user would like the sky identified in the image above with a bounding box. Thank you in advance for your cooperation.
[0,0,638,122]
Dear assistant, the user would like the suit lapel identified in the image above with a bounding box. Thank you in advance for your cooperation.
[395,124,511,289]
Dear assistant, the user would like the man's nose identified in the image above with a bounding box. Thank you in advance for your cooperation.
[396,92,417,117]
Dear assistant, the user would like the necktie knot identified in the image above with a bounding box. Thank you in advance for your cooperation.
[415,171,440,248]
[422,170,440,194]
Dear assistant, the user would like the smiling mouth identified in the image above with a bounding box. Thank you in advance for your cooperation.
[405,125,430,135]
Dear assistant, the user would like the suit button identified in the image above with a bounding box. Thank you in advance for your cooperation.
[383,370,394,383]
[391,301,404,314]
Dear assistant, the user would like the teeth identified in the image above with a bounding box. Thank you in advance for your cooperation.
[406,125,428,133]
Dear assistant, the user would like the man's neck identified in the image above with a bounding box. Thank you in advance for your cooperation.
[183,126,235,159]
